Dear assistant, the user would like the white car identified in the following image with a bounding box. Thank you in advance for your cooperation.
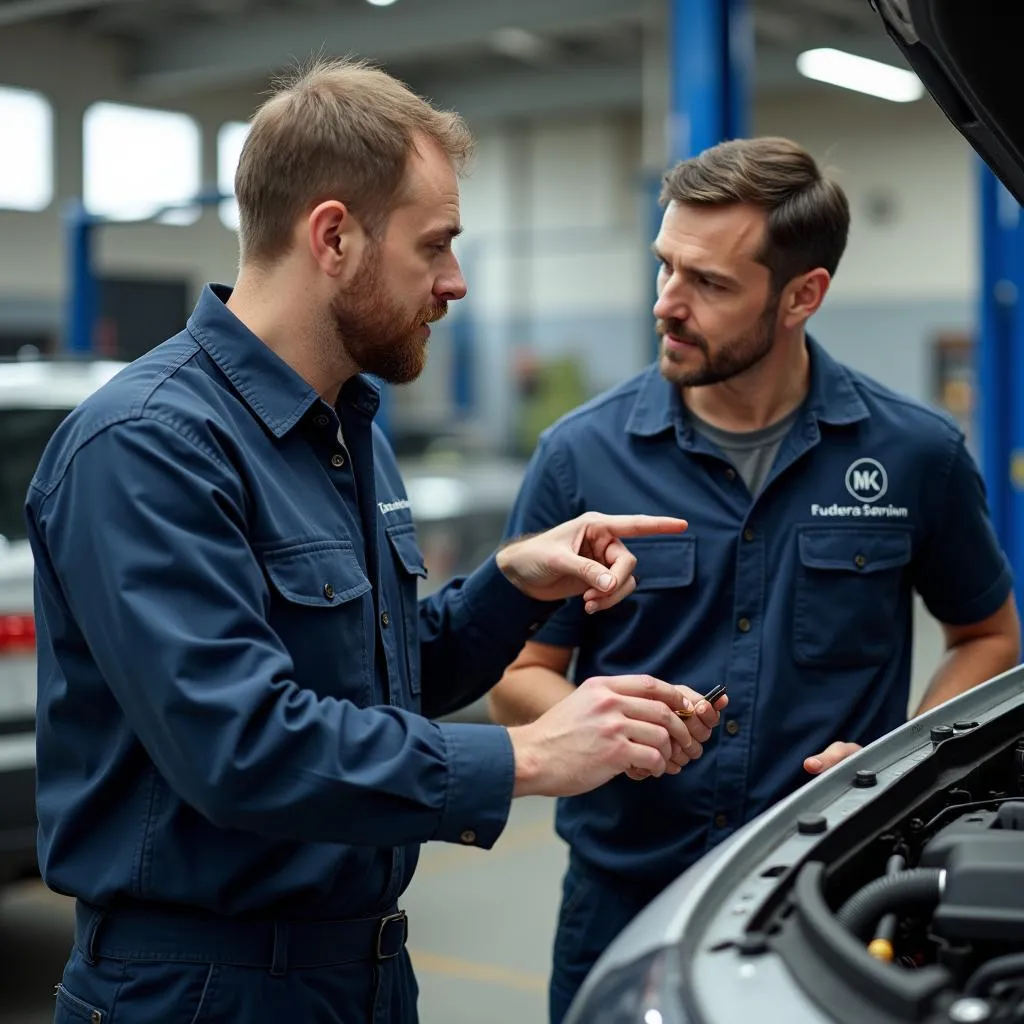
[0,357,127,885]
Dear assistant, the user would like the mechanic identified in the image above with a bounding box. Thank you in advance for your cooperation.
[27,58,724,1024]
[487,135,1022,1024]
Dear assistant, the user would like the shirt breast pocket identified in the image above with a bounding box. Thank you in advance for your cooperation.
[591,535,696,668]
[793,526,913,669]
[260,540,373,700]
[385,523,429,696]
[631,535,696,592]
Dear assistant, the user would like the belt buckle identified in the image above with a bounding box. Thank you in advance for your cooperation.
[376,910,408,960]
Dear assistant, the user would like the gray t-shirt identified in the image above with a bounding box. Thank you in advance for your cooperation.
[689,408,799,496]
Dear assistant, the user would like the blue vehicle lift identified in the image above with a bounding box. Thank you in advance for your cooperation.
[978,163,1024,595]
[649,0,752,354]
[668,0,751,165]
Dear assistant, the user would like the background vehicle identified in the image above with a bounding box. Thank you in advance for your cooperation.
[566,4,1024,1021]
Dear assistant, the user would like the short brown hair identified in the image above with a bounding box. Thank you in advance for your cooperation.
[235,56,474,266]
[660,137,850,291]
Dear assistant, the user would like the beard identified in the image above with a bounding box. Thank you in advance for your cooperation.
[657,291,780,388]
[330,245,448,385]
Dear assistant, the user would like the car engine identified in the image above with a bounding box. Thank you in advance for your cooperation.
[758,707,1024,1024]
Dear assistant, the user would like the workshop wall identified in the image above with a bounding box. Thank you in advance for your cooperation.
[0,18,979,444]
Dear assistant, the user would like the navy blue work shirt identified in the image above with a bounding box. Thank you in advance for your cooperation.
[505,338,1013,891]
[27,284,554,920]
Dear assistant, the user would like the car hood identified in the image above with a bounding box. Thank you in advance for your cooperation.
[872,1,1024,204]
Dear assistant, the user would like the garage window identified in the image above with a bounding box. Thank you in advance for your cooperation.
[83,101,201,223]
[0,86,53,212]
[218,120,250,231]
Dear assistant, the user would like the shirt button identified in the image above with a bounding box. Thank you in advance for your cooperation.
[380,611,390,628]
[460,829,476,845]
[725,467,737,480]
[714,813,728,829]
[314,414,329,428]
[854,554,866,569]
[323,583,335,600]
[330,453,345,468]
[737,617,751,633]
[743,528,754,542]
[725,719,740,736]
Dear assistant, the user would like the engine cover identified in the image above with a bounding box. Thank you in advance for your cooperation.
[922,802,1024,942]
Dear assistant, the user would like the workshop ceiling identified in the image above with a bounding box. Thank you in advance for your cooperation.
[0,0,909,117]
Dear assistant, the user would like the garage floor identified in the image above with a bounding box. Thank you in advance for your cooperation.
[0,601,942,1023]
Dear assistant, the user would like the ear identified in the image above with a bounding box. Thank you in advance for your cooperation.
[781,267,831,329]
[307,200,363,278]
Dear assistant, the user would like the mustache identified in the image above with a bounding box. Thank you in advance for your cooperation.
[423,304,448,325]
[656,318,707,352]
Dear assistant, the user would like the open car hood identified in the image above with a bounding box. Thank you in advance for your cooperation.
[872,1,1024,204]
[565,666,1024,1024]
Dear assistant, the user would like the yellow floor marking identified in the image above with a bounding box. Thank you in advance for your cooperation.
[409,949,548,993]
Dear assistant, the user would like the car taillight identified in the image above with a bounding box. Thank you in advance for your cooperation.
[0,614,35,653]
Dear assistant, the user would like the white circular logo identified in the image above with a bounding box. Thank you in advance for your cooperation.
[845,458,888,503]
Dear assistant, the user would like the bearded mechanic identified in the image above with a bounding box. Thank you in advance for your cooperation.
[27,58,723,1024]
[488,136,1021,1023]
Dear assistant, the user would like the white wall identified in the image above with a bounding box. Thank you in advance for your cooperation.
[754,88,978,303]
[0,20,984,444]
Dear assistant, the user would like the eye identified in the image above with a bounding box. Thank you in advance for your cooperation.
[697,275,724,291]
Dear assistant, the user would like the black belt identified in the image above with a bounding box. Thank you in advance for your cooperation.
[75,899,409,976]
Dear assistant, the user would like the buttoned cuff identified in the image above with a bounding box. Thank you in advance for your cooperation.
[436,722,515,849]
[459,555,564,642]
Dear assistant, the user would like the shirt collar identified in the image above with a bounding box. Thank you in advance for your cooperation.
[186,284,381,437]
[625,335,868,438]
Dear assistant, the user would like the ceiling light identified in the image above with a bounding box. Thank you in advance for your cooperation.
[366,0,399,6]
[490,27,552,63]
[796,47,924,103]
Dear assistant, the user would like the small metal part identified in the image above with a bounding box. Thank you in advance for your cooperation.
[677,683,727,718]
[853,770,877,788]
[703,683,727,705]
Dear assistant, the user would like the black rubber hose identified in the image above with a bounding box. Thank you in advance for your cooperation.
[964,952,1024,997]
[867,853,907,962]
[835,868,944,940]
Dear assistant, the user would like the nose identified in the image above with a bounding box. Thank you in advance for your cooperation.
[653,266,687,321]
[435,254,468,303]
[653,289,688,323]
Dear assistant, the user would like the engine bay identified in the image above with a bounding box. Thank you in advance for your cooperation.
[752,705,1024,1024]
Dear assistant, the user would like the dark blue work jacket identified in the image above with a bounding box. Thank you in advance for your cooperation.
[27,284,549,920]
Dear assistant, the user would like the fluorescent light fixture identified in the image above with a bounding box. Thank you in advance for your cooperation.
[366,0,398,5]
[796,47,924,103]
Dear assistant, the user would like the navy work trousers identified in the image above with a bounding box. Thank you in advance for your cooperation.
[53,900,417,1023]
[549,856,666,1024]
